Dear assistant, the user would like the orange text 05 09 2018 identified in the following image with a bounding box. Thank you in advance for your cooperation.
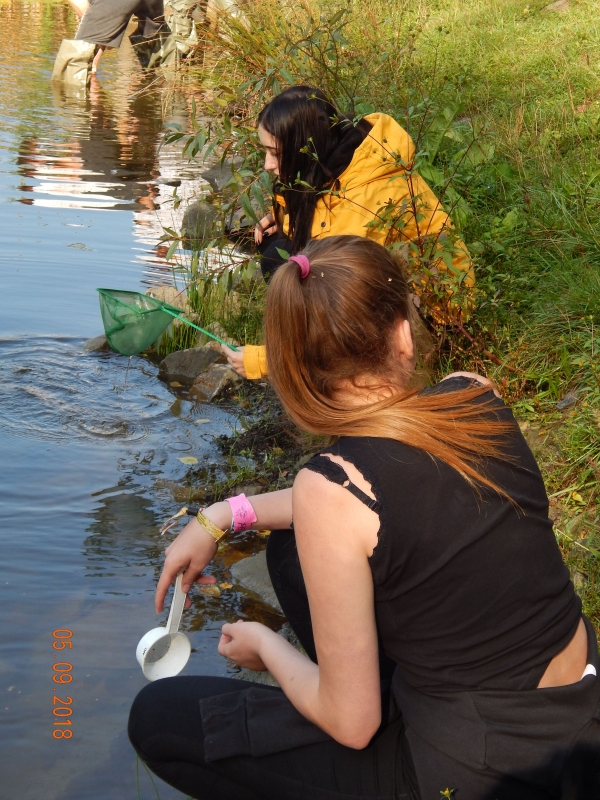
[52,629,73,739]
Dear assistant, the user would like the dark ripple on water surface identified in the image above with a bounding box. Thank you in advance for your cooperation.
[0,336,170,442]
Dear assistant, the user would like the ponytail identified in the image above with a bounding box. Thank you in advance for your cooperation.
[265,236,514,493]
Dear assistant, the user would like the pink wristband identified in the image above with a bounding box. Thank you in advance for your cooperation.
[226,494,258,533]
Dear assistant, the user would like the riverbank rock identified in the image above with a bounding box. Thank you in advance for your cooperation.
[83,334,110,353]
[146,285,192,313]
[189,364,241,402]
[159,344,225,385]
[230,551,282,613]
[181,200,222,242]
[200,158,243,193]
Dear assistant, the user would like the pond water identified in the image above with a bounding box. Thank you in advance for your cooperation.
[0,4,274,798]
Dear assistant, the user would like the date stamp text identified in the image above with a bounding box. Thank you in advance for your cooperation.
[52,629,73,739]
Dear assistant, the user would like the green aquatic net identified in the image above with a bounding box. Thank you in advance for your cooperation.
[97,289,237,356]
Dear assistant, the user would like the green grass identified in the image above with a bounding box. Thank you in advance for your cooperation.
[153,255,266,357]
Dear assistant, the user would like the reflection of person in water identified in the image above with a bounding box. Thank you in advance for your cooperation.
[68,0,165,74]
[18,68,165,209]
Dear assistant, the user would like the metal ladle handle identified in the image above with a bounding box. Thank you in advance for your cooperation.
[166,573,187,635]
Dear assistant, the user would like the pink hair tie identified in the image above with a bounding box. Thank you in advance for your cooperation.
[226,494,258,533]
[289,254,310,279]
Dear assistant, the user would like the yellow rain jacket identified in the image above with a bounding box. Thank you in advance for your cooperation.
[243,112,473,380]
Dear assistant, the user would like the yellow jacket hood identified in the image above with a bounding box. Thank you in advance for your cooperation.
[334,112,416,191]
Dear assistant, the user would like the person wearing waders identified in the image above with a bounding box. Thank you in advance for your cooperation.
[67,0,165,73]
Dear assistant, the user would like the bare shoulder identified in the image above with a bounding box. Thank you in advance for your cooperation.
[294,455,379,557]
[295,453,376,501]
[442,371,502,399]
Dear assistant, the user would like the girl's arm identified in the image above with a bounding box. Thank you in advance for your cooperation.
[155,488,292,611]
[219,459,382,748]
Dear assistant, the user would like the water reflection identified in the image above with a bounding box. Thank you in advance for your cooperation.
[0,6,273,795]
[82,479,283,635]
[5,0,212,287]
[18,72,166,210]
[0,335,246,800]
[84,486,162,585]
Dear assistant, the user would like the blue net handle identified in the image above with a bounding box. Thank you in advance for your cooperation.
[162,307,238,351]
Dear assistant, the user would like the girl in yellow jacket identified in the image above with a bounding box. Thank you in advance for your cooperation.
[223,86,473,380]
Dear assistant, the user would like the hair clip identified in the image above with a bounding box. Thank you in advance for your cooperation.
[289,254,310,279]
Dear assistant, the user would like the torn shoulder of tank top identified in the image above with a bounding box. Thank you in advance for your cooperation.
[303,454,382,513]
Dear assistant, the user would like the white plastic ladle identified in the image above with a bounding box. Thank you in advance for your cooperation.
[136,573,191,681]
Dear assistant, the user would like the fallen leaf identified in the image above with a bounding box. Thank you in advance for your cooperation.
[199,584,221,598]
[219,582,233,590]
[170,381,183,388]
[178,456,198,465]
[195,418,210,424]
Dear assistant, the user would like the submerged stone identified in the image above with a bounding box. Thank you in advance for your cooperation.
[154,479,208,503]
[230,551,282,613]
[181,200,222,241]
[83,334,110,353]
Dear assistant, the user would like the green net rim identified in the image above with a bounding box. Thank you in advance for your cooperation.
[96,288,185,318]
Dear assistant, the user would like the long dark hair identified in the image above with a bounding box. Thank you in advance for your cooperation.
[257,86,369,254]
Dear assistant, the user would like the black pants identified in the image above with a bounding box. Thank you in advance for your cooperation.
[129,531,600,799]
[128,529,417,800]
[394,614,600,799]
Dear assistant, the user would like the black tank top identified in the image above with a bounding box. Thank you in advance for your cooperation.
[305,377,581,693]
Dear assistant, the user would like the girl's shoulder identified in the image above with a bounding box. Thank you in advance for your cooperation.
[422,372,502,399]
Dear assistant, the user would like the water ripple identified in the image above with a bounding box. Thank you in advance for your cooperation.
[0,336,172,443]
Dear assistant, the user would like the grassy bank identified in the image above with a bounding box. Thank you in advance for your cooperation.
[162,0,600,626]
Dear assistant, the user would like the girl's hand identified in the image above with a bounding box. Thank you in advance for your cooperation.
[254,213,277,244]
[155,502,231,612]
[220,344,246,378]
[218,620,270,671]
